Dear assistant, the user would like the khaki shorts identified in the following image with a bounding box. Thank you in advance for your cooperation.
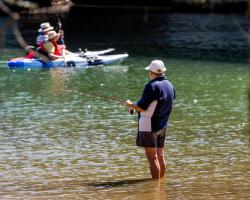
[136,128,167,148]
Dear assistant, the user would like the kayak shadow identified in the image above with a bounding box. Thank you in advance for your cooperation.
[89,178,152,188]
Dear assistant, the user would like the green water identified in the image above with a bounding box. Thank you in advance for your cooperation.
[0,10,250,199]
[0,56,249,199]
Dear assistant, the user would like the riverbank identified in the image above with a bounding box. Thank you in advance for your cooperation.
[70,0,248,13]
[0,0,248,15]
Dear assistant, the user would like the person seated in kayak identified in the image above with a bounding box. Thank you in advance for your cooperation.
[24,46,38,59]
[36,35,49,58]
[40,30,64,60]
[41,30,72,60]
[36,22,54,46]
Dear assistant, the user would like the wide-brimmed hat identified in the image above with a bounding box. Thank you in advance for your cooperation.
[145,60,166,74]
[47,30,60,40]
[38,22,54,33]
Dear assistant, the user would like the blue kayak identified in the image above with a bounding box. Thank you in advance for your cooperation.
[8,53,128,69]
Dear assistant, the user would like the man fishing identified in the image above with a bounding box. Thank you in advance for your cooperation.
[125,60,175,179]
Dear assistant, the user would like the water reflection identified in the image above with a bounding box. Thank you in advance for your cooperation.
[49,68,66,94]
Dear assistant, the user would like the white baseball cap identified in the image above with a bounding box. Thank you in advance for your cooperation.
[145,60,166,74]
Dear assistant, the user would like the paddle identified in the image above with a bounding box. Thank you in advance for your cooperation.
[56,18,68,66]
[57,17,65,45]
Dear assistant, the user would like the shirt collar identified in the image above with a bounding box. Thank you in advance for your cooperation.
[150,75,166,82]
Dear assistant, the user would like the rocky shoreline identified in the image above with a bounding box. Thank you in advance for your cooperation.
[0,0,248,14]
[69,0,248,13]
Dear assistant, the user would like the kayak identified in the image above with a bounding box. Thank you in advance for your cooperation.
[8,52,128,69]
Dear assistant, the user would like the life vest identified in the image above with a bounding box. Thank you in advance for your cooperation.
[51,41,61,56]
[37,41,61,59]
[24,52,36,59]
[58,44,66,53]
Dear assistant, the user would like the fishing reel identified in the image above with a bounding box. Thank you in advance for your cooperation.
[129,108,135,115]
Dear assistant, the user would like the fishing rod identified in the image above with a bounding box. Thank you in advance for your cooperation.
[65,89,135,114]
[65,89,126,104]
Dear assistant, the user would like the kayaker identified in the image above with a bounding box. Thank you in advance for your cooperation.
[125,60,176,179]
[24,46,38,59]
[36,22,54,46]
[42,30,65,60]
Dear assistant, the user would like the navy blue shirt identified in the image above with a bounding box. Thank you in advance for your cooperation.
[137,76,175,132]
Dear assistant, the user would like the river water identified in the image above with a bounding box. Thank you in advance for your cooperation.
[0,7,249,199]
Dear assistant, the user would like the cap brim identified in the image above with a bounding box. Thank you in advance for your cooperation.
[145,66,150,70]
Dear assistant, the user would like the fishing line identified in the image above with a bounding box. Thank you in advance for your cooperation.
[65,89,126,104]
[64,89,135,114]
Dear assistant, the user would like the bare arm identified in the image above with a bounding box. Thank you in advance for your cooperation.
[48,53,64,60]
[125,99,145,112]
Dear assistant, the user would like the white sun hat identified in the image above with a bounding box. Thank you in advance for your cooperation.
[38,22,54,33]
[145,60,166,74]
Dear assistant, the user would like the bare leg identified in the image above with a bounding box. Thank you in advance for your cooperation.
[144,147,161,179]
[157,148,166,178]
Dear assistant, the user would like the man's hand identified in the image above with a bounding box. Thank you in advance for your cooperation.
[125,99,133,107]
[124,99,144,113]
[129,107,135,115]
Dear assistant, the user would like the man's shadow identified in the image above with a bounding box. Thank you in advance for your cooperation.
[88,178,152,188]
